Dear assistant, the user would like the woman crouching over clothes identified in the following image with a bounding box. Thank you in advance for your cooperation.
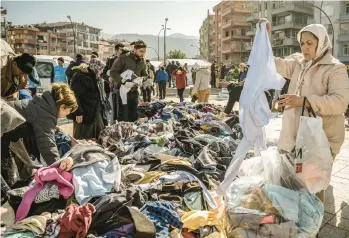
[260,19,349,202]
[2,83,78,175]
[68,58,106,140]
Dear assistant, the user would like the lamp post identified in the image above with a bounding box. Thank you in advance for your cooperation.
[158,25,171,61]
[147,46,159,60]
[307,2,334,49]
[190,45,200,58]
[67,15,77,56]
[164,18,168,64]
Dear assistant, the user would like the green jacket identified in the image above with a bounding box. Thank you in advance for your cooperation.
[110,52,147,83]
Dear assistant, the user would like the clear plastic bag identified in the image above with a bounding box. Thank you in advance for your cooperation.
[225,147,324,238]
[295,115,333,194]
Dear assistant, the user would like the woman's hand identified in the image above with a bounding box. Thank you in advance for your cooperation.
[259,18,271,34]
[59,157,73,171]
[76,115,83,123]
[278,94,305,109]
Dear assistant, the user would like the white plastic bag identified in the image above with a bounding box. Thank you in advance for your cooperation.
[295,104,332,194]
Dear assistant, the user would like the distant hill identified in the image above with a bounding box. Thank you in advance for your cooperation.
[101,32,200,59]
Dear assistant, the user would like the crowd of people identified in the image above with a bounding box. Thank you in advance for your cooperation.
[1,18,349,237]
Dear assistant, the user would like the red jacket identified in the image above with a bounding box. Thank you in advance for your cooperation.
[172,70,187,89]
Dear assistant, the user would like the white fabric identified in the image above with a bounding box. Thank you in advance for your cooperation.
[295,115,332,193]
[120,85,131,105]
[217,22,285,194]
[107,70,111,77]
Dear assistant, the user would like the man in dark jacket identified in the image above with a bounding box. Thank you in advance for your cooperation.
[65,54,87,85]
[110,40,147,122]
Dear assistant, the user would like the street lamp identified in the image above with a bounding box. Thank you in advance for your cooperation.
[158,25,171,61]
[147,46,159,60]
[67,15,77,56]
[190,45,200,58]
[164,18,168,64]
[307,2,334,49]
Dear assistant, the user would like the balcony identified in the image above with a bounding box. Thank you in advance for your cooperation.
[245,12,259,23]
[15,47,37,54]
[222,20,232,30]
[66,36,74,41]
[338,56,349,63]
[231,19,249,27]
[272,20,305,31]
[222,35,232,42]
[232,6,253,14]
[340,13,349,21]
[272,2,313,16]
[272,38,299,47]
[222,8,232,17]
[246,28,257,36]
[232,35,251,40]
[339,29,349,42]
[13,38,36,45]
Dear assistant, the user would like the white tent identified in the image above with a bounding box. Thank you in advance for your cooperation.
[150,61,164,70]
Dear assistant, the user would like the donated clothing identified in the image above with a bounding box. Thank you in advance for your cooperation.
[219,22,285,193]
[72,157,121,205]
[28,68,40,89]
[156,71,168,83]
[53,65,67,84]
[18,90,32,100]
[262,184,323,237]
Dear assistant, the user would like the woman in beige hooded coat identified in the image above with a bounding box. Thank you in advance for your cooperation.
[191,66,211,103]
[261,19,349,202]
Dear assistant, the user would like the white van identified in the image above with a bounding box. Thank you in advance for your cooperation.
[34,55,73,94]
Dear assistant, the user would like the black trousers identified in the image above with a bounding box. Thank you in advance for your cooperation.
[121,90,139,122]
[29,88,37,96]
[177,88,185,102]
[158,81,167,99]
[142,88,151,102]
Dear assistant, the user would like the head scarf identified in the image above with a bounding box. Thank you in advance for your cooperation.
[297,24,332,63]
[294,24,332,94]
[89,58,106,77]
[1,99,26,135]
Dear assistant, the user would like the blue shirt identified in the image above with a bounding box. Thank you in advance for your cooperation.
[53,65,67,84]
[28,67,40,89]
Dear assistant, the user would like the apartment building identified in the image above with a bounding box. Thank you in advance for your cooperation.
[37,22,102,58]
[98,40,114,62]
[245,1,313,58]
[213,0,252,64]
[8,26,39,55]
[199,14,214,61]
[333,1,349,65]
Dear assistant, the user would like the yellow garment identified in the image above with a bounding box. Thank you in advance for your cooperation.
[181,211,225,238]
[12,212,53,235]
[162,159,192,167]
[0,201,15,227]
[135,171,167,184]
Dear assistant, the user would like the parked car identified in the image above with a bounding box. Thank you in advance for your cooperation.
[34,55,73,95]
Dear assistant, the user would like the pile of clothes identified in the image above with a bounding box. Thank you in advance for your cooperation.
[1,101,236,238]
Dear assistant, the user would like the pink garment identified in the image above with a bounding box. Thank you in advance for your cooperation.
[16,167,74,221]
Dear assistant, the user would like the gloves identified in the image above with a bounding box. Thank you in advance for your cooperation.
[125,82,135,88]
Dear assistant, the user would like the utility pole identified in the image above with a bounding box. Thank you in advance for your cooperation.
[164,18,168,64]
[67,15,77,56]
[158,25,164,61]
[207,9,210,61]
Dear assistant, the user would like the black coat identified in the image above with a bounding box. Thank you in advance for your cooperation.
[69,70,101,124]
[7,91,59,165]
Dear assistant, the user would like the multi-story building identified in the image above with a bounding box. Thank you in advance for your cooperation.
[213,0,252,64]
[334,1,349,65]
[199,14,214,61]
[98,40,114,62]
[8,25,68,56]
[37,22,102,58]
[245,1,314,58]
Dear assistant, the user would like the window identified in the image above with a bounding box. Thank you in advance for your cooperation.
[225,31,229,37]
[344,44,349,55]
[346,3,349,14]
[35,62,53,79]
[225,55,229,60]
[231,30,234,36]
[322,4,334,17]
[241,29,246,36]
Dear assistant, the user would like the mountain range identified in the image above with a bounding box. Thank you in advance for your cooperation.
[101,32,200,60]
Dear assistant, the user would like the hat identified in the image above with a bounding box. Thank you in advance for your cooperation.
[91,51,99,58]
[15,53,36,74]
[57,57,64,63]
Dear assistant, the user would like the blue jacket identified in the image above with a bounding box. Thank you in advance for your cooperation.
[156,70,168,83]
[53,65,67,84]
[28,67,40,89]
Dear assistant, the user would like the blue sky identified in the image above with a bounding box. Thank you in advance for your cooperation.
[2,1,219,37]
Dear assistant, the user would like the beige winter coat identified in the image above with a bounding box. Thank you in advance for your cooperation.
[192,67,211,93]
[275,52,349,155]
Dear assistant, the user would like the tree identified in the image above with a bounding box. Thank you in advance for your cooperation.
[167,50,187,59]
